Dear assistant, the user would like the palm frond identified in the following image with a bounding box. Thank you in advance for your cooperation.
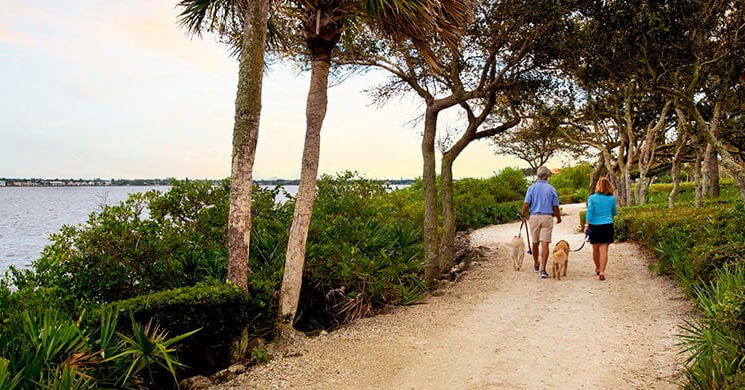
[363,0,473,71]
[177,0,241,37]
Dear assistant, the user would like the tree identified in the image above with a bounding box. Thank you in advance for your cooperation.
[493,104,585,174]
[635,100,672,205]
[668,115,690,208]
[642,0,745,202]
[341,0,577,280]
[278,0,473,328]
[177,0,271,292]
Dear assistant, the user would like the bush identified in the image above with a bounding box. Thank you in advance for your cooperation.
[451,167,527,230]
[549,162,592,190]
[615,186,745,387]
[681,265,745,389]
[0,308,195,389]
[644,179,739,205]
[297,173,427,329]
[91,282,265,376]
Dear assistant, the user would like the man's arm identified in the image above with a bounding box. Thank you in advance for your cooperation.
[551,187,561,224]
[522,186,533,221]
[553,205,562,224]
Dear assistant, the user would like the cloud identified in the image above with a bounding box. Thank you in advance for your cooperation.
[0,1,233,73]
[0,27,32,47]
[115,3,234,72]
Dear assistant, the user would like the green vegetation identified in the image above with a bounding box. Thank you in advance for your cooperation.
[0,307,194,389]
[444,167,526,230]
[549,163,592,204]
[0,169,525,386]
[615,180,745,388]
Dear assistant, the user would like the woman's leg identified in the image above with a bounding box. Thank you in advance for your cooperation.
[598,243,610,279]
[592,244,600,273]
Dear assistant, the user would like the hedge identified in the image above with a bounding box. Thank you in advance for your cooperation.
[89,282,270,376]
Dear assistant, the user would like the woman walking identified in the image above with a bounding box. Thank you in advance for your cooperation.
[584,177,617,281]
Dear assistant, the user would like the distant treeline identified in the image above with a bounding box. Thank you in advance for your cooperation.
[0,177,417,187]
[0,178,173,187]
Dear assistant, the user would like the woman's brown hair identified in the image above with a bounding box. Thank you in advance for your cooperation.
[595,177,614,195]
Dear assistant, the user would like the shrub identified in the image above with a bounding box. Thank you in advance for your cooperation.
[0,308,194,389]
[548,162,592,190]
[616,186,745,387]
[8,181,290,311]
[451,167,527,230]
[298,173,427,329]
[549,162,592,203]
[91,282,264,376]
[681,265,745,389]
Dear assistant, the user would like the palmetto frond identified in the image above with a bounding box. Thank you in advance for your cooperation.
[363,0,473,70]
[178,0,472,68]
[178,0,288,58]
[177,0,242,37]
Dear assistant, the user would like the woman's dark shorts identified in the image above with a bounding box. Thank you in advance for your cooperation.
[588,223,614,244]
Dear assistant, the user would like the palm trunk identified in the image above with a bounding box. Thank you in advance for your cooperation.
[279,57,331,324]
[226,0,270,292]
[422,107,441,282]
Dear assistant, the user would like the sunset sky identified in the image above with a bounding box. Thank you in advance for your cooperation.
[0,1,564,180]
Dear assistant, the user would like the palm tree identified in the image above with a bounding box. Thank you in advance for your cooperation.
[177,0,271,293]
[278,0,472,328]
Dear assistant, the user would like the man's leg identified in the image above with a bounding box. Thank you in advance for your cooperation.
[540,241,550,272]
[539,215,554,275]
[529,215,541,271]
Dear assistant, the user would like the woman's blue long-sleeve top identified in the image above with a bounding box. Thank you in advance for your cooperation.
[586,193,617,225]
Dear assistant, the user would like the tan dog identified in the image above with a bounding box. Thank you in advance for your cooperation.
[551,240,570,280]
[509,236,526,271]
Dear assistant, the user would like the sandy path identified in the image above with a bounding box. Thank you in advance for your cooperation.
[216,203,692,389]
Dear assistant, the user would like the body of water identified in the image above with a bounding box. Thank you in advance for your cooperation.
[0,186,169,272]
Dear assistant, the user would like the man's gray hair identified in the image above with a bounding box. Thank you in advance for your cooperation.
[536,166,550,179]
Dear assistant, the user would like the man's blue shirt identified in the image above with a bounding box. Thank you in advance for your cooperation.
[524,180,559,215]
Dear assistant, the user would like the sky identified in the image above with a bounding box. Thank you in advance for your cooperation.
[0,1,554,180]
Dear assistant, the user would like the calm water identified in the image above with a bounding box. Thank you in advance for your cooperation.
[0,186,168,272]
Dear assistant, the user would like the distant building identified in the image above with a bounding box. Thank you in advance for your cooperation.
[0,180,5,187]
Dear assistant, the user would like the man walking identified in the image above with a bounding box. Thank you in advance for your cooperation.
[521,166,561,278]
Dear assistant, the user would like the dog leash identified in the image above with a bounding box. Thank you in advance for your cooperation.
[570,231,591,252]
[519,220,532,255]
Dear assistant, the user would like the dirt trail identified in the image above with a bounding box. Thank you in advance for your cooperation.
[216,203,692,389]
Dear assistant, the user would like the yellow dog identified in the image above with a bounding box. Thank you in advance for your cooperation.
[551,240,570,280]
